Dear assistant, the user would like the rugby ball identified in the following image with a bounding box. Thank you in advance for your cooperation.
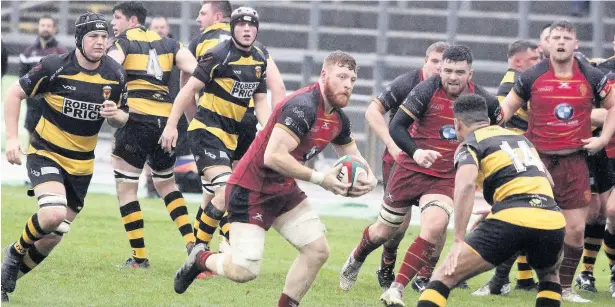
[335,155,369,187]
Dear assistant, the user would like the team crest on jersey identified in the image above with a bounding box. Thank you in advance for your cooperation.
[255,66,262,79]
[230,81,260,99]
[102,85,112,100]
[578,83,588,97]
[63,98,103,121]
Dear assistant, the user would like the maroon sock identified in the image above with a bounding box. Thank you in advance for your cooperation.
[278,293,299,307]
[352,226,382,262]
[394,236,436,287]
[559,244,583,288]
[196,251,215,271]
[417,256,439,279]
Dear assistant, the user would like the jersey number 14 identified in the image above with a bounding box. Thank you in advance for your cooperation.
[500,140,545,173]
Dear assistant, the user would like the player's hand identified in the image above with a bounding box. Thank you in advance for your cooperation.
[444,240,464,276]
[582,137,609,155]
[348,171,378,198]
[100,100,119,118]
[159,125,178,154]
[320,164,351,195]
[387,144,402,161]
[5,137,23,165]
[413,149,442,168]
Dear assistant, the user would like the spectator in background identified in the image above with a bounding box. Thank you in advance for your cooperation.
[20,15,68,140]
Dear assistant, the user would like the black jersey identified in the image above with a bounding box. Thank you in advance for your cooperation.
[18,51,126,176]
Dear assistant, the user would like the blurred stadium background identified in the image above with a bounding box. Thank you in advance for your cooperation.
[1,0,615,179]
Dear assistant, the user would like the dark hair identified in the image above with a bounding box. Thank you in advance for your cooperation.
[541,23,551,32]
[425,41,449,56]
[549,20,576,34]
[324,50,358,73]
[39,15,57,26]
[442,45,473,65]
[453,94,489,125]
[113,1,147,25]
[507,40,538,58]
[203,0,232,18]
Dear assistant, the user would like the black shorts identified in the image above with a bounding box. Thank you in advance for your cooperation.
[466,217,564,270]
[26,154,92,213]
[188,128,233,174]
[586,149,615,194]
[174,115,191,157]
[112,113,175,172]
[24,98,43,133]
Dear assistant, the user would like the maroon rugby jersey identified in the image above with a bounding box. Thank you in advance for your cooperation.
[228,83,354,193]
[513,58,606,152]
[397,76,503,178]
[375,69,423,164]
[603,75,615,158]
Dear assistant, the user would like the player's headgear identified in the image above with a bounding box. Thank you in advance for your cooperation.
[230,6,259,48]
[75,12,108,63]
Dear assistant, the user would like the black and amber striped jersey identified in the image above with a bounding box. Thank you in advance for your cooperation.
[187,39,268,152]
[189,22,270,63]
[455,125,565,229]
[110,26,181,117]
[598,55,615,74]
[497,69,529,134]
[18,51,126,176]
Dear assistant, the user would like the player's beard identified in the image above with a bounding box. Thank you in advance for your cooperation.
[324,78,350,108]
[443,81,467,98]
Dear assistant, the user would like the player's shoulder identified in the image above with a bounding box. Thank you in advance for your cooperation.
[500,69,518,84]
[524,59,550,77]
[199,40,231,63]
[250,44,268,62]
[578,57,606,83]
[391,69,422,88]
[101,55,127,82]
[40,53,69,71]
[411,75,441,97]
[597,56,615,73]
[472,83,496,100]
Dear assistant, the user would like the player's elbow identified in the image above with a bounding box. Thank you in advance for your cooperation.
[263,151,280,170]
[455,181,475,195]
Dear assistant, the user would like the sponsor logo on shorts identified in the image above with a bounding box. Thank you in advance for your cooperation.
[62,98,103,121]
[41,166,60,175]
[30,169,40,177]
[385,193,394,202]
[203,149,216,160]
[253,213,263,222]
[62,85,76,91]
[230,81,260,99]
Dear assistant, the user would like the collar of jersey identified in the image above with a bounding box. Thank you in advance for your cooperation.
[203,22,230,33]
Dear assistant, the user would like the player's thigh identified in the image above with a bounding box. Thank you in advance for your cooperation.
[525,227,565,275]
[112,116,152,172]
[544,152,591,210]
[381,164,421,227]
[418,193,453,238]
[465,218,524,267]
[273,199,326,250]
[230,222,266,275]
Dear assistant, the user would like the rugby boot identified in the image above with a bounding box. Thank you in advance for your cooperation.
[1,244,24,293]
[575,271,597,293]
[339,251,364,291]
[174,243,207,294]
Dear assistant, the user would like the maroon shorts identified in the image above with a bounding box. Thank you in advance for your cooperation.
[541,151,591,210]
[225,183,307,230]
[384,164,454,209]
[382,159,394,189]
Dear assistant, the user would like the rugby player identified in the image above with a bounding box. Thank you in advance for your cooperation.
[173,50,377,307]
[415,94,565,307]
[499,20,615,303]
[340,45,504,301]
[365,41,449,290]
[189,0,286,250]
[107,1,199,268]
[1,13,126,302]
[160,7,269,256]
[472,39,542,296]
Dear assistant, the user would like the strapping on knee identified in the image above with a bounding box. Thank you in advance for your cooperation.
[37,193,67,210]
[420,200,454,218]
[231,234,264,277]
[378,204,406,228]
[277,210,326,248]
[114,169,141,183]
[151,168,174,182]
[202,172,231,195]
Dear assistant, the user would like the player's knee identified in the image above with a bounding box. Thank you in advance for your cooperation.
[303,238,330,265]
[377,204,406,233]
[114,169,141,185]
[230,265,258,283]
[152,168,177,194]
[37,194,68,230]
[202,172,231,196]
[231,230,265,278]
[420,200,453,223]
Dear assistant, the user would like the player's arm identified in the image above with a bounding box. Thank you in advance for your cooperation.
[452,143,480,241]
[500,70,533,123]
[264,101,350,195]
[254,93,270,127]
[390,83,441,167]
[332,111,377,196]
[175,46,199,120]
[584,74,615,153]
[265,57,286,106]
[591,108,607,126]
[107,39,127,65]
[5,60,51,165]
